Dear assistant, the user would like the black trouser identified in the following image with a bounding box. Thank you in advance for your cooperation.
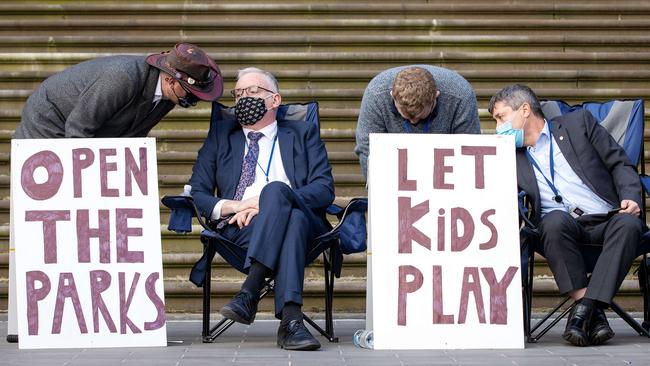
[539,210,643,304]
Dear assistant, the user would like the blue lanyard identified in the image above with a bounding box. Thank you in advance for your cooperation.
[248,134,278,184]
[525,120,563,203]
[402,116,432,134]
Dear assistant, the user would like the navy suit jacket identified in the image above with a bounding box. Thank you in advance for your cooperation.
[517,109,641,226]
[188,116,335,231]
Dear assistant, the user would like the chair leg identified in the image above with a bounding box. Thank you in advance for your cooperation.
[205,278,275,343]
[528,297,574,343]
[304,250,339,342]
[202,244,216,343]
[610,301,650,337]
[524,249,535,342]
[325,246,338,342]
[641,255,650,332]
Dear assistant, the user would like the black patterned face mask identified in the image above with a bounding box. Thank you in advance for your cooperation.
[235,97,268,126]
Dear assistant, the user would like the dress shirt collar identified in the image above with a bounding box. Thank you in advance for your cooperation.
[242,121,278,142]
[529,119,550,152]
[153,74,163,104]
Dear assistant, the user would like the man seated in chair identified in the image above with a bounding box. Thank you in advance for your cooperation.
[188,67,335,350]
[488,84,644,347]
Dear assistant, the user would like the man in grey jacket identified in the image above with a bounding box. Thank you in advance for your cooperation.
[14,43,223,138]
[354,65,481,179]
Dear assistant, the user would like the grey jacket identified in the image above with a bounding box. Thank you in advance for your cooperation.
[354,65,481,178]
[14,55,175,138]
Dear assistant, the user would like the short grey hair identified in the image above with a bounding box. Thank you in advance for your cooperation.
[488,84,544,118]
[237,67,279,93]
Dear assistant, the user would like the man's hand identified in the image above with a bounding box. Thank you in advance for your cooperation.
[236,196,259,213]
[221,195,260,216]
[620,199,640,216]
[228,208,259,228]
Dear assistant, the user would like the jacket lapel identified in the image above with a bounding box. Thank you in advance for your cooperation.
[551,121,598,194]
[278,126,296,187]
[230,128,245,196]
[516,149,541,219]
[132,68,161,129]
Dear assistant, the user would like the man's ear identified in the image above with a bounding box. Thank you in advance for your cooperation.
[521,102,532,118]
[271,93,282,109]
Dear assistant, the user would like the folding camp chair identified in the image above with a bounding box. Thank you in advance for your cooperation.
[520,99,650,343]
[162,101,368,343]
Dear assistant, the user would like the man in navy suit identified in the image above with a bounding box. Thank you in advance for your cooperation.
[188,67,334,351]
[489,84,644,347]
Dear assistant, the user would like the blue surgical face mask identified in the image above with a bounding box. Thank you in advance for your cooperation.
[496,121,524,148]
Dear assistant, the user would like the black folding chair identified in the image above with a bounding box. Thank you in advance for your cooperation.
[162,101,368,343]
[520,99,650,343]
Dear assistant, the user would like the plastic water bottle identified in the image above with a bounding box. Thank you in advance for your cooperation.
[352,329,373,349]
[182,184,192,197]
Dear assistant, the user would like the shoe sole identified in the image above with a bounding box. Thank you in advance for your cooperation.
[562,330,589,347]
[220,306,254,325]
[277,341,321,351]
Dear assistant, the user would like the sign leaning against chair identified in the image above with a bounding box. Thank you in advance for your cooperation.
[10,138,167,349]
[367,133,524,349]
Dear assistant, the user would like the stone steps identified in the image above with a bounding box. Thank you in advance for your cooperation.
[1,0,650,312]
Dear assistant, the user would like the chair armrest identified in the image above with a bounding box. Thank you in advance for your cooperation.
[161,195,211,232]
[321,198,368,255]
[517,191,538,233]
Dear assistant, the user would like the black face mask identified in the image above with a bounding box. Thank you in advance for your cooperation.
[172,84,199,108]
[235,97,268,126]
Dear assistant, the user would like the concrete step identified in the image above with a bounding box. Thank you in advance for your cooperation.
[2,35,649,54]
[1,1,649,18]
[2,0,650,313]
[0,249,646,312]
[1,18,649,35]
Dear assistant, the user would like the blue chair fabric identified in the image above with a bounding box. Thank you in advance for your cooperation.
[521,99,650,342]
[162,101,368,343]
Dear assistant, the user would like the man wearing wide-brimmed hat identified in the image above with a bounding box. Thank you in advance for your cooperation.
[14,43,222,139]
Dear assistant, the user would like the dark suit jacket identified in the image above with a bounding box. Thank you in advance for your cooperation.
[14,55,175,138]
[517,109,641,226]
[188,116,335,230]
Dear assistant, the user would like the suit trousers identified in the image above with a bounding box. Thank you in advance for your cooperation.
[539,210,643,304]
[219,182,327,316]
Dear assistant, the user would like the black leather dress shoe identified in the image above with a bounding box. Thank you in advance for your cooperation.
[277,320,321,351]
[219,290,258,325]
[589,307,615,345]
[562,303,593,347]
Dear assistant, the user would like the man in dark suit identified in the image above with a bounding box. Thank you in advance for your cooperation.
[14,43,222,138]
[488,84,644,347]
[188,67,334,350]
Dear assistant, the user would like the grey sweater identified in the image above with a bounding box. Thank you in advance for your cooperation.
[354,65,481,178]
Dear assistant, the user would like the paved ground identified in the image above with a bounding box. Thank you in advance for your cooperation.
[1,314,649,365]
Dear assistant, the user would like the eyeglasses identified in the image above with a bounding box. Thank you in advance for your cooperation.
[230,85,276,99]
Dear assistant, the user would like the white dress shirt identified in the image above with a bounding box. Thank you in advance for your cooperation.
[211,121,291,219]
[527,121,613,216]
[151,75,163,109]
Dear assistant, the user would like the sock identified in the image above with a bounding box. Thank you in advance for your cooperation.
[281,302,303,325]
[241,261,271,296]
[579,297,595,309]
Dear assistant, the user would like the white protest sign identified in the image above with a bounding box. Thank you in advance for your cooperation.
[10,138,166,349]
[367,134,523,349]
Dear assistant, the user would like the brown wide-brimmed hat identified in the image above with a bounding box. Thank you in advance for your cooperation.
[146,43,223,101]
